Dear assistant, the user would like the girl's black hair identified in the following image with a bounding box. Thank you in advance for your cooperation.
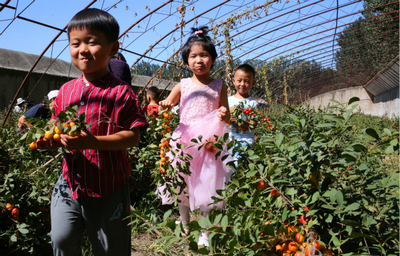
[67,8,119,43]
[181,26,217,67]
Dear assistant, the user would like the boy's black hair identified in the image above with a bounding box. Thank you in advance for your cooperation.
[181,26,217,68]
[67,8,119,43]
[236,63,256,79]
[147,86,160,101]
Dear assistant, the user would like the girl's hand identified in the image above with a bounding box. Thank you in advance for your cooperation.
[217,107,230,123]
[60,129,97,151]
[158,100,174,111]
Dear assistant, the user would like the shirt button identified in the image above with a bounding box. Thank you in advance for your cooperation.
[86,83,90,87]
[80,102,84,106]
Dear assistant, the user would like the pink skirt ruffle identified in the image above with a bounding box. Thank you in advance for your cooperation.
[157,108,233,212]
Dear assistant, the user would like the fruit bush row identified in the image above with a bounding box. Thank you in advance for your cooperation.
[136,98,399,255]
[1,98,398,255]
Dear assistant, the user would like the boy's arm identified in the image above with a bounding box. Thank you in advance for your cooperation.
[59,127,140,151]
[159,83,181,111]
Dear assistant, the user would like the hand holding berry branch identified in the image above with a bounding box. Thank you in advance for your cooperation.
[23,106,90,152]
[230,101,274,131]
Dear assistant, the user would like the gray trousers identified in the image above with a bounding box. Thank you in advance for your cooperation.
[50,175,131,256]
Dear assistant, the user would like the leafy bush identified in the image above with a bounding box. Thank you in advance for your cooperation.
[146,98,399,255]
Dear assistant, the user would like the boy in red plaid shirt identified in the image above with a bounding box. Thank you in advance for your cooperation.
[37,8,148,255]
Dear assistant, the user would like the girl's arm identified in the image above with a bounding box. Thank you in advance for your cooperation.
[158,83,181,111]
[217,85,231,123]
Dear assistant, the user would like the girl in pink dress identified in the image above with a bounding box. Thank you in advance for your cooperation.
[157,26,232,247]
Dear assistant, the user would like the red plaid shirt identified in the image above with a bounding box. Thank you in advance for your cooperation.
[53,73,148,199]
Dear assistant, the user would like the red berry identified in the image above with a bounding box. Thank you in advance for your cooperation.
[11,208,19,216]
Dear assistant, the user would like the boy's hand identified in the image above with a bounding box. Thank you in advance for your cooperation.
[218,107,230,123]
[158,100,174,111]
[36,138,62,150]
[60,129,97,151]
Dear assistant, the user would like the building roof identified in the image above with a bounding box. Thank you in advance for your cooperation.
[364,55,399,96]
[0,48,178,90]
[0,48,81,78]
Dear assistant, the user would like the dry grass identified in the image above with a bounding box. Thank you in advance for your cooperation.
[130,211,201,255]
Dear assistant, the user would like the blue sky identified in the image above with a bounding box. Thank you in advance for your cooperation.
[0,0,364,70]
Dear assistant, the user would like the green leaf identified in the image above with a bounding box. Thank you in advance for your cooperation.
[365,128,379,140]
[18,228,29,234]
[299,119,305,128]
[348,97,360,105]
[163,209,172,223]
[385,145,396,154]
[342,219,362,227]
[10,234,17,242]
[221,215,228,231]
[276,133,284,147]
[321,204,336,210]
[246,170,258,178]
[325,214,333,223]
[351,143,367,151]
[281,207,288,222]
[199,217,207,229]
[342,152,358,161]
[344,202,360,212]
[384,128,392,136]
[316,123,335,128]
[248,155,260,161]
[329,230,340,246]
[390,138,399,146]
[289,114,298,122]
[249,163,255,171]
[334,190,344,207]
[215,214,222,225]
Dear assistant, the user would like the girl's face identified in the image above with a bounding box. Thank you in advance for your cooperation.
[187,43,215,77]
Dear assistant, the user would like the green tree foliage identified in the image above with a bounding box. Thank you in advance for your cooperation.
[335,0,399,84]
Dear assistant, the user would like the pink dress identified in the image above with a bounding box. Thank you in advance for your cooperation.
[157,78,233,212]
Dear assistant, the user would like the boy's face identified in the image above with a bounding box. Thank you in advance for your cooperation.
[233,69,255,97]
[49,98,55,111]
[69,28,118,81]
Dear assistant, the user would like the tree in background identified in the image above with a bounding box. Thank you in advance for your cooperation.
[335,0,399,85]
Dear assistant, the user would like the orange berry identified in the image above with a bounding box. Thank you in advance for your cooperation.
[288,242,298,252]
[6,203,13,211]
[68,130,80,137]
[69,121,76,127]
[53,134,61,142]
[54,127,62,135]
[29,141,37,150]
[322,249,333,255]
[160,168,166,174]
[45,131,53,140]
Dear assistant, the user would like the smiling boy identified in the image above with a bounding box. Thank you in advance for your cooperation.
[37,8,148,255]
[228,63,258,148]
